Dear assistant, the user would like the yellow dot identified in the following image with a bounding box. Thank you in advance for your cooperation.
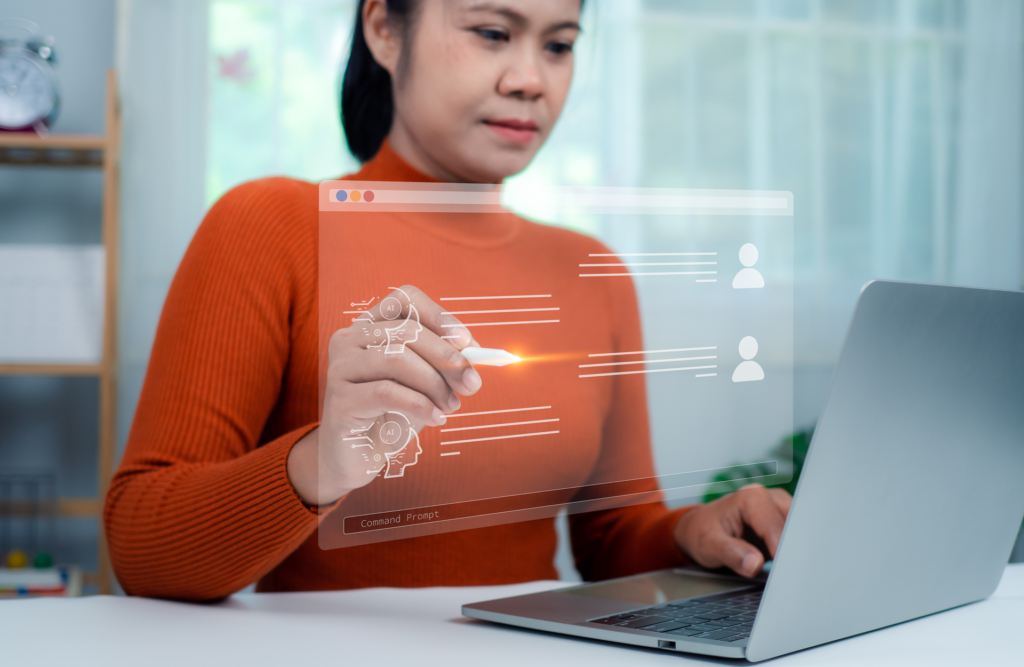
[6,549,27,569]
[350,190,362,202]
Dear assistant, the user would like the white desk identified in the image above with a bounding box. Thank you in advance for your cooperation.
[4,565,1022,666]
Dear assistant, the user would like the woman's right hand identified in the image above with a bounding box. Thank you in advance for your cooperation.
[287,286,482,506]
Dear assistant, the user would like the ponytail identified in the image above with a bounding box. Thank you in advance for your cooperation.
[341,0,418,163]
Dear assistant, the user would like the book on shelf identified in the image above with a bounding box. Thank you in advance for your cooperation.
[0,567,79,598]
[0,245,105,364]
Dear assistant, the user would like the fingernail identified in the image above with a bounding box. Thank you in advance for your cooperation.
[447,393,461,412]
[451,327,472,349]
[432,408,446,425]
[463,367,482,393]
[741,553,759,577]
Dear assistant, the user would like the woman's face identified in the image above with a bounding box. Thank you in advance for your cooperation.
[364,0,582,183]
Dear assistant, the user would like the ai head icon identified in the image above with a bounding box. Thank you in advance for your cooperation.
[384,304,423,354]
[382,412,423,479]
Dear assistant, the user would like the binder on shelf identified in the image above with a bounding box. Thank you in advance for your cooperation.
[0,245,105,364]
[0,567,83,598]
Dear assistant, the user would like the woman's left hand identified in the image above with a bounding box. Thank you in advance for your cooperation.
[673,483,792,578]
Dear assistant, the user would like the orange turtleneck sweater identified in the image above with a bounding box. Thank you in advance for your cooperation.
[105,141,692,601]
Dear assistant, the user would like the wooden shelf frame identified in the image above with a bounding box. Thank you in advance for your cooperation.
[0,71,120,594]
[0,133,107,150]
[0,497,103,518]
[0,133,107,167]
[98,68,121,596]
[0,364,104,377]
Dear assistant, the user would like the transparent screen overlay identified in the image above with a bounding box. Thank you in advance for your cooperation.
[318,182,793,549]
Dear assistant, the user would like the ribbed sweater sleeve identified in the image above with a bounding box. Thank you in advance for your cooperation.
[569,263,694,580]
[104,178,321,600]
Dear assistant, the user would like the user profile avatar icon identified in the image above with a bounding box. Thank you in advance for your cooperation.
[380,412,423,479]
[732,243,765,289]
[732,336,765,383]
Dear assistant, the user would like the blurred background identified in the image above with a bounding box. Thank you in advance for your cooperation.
[1,0,1021,591]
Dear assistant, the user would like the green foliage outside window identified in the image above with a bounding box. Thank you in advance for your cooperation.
[703,428,814,504]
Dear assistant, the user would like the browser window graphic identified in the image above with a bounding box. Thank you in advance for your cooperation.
[318,182,794,549]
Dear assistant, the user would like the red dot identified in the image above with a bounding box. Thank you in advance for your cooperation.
[364,190,374,202]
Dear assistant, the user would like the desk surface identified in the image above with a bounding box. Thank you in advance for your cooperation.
[3,564,1022,666]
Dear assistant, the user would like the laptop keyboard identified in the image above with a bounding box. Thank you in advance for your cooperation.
[588,588,763,644]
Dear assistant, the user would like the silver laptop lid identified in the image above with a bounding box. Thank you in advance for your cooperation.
[747,281,1024,662]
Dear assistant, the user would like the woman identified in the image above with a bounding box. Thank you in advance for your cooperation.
[105,0,790,600]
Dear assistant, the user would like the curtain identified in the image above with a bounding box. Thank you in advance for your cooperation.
[116,0,209,448]
[952,0,1023,290]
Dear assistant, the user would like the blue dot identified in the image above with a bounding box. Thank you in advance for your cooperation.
[336,190,348,202]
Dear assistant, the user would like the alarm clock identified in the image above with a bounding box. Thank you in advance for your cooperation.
[0,21,60,131]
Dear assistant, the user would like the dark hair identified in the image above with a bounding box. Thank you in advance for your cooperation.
[342,0,418,163]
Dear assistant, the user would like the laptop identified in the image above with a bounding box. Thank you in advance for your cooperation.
[463,281,1024,661]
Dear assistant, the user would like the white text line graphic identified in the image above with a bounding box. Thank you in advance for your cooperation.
[441,418,560,433]
[588,253,717,257]
[580,271,717,278]
[440,294,551,301]
[579,356,717,369]
[579,365,717,379]
[442,307,559,316]
[441,431,561,446]
[696,373,717,378]
[579,262,717,268]
[440,451,461,457]
[589,347,717,358]
[447,406,551,419]
[442,320,560,328]
[696,279,718,283]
